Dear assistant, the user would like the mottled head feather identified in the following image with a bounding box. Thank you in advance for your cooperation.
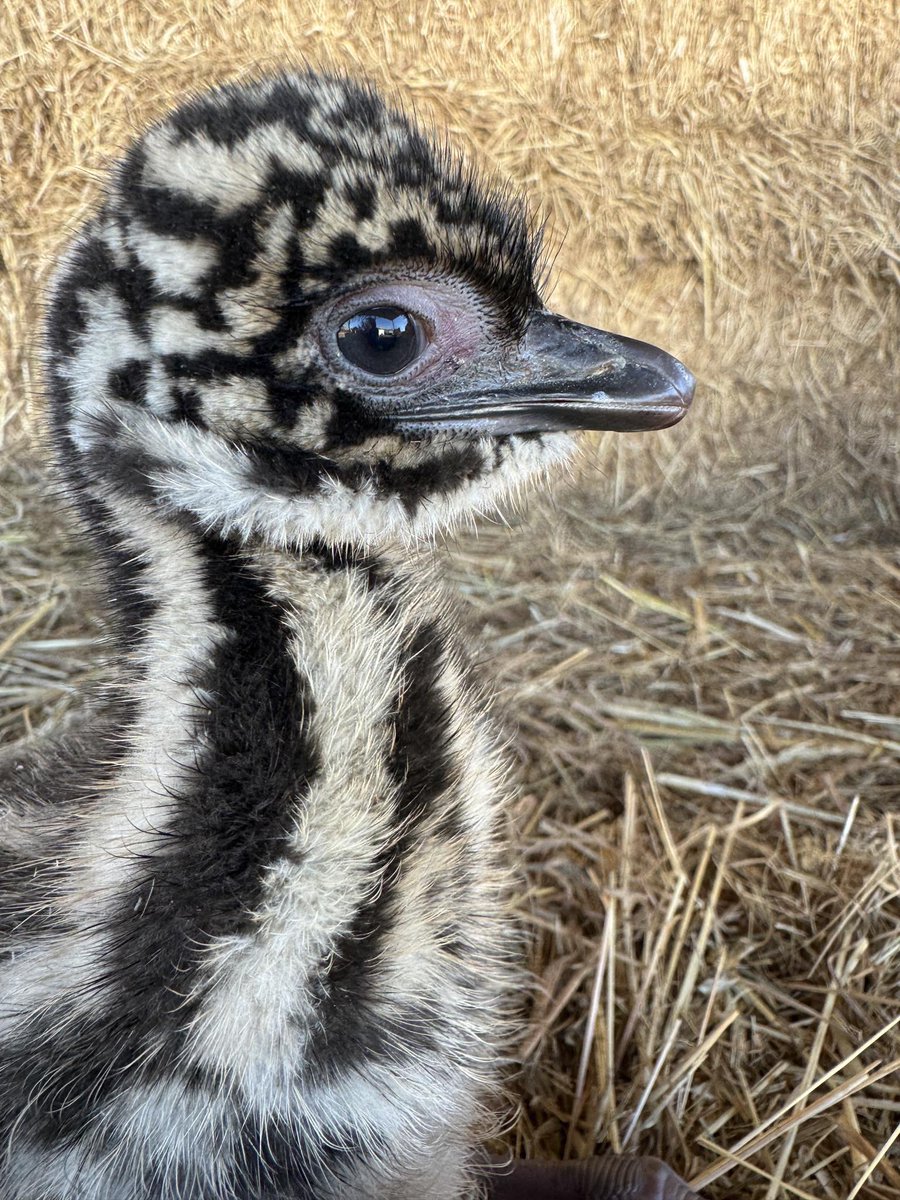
[45,71,572,549]
[133,72,541,326]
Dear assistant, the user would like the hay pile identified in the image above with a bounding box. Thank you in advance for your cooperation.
[1,2,898,1196]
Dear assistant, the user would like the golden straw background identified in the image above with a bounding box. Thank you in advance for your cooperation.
[1,2,898,1197]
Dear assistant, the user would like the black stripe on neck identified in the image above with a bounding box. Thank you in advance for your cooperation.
[0,533,318,1146]
[306,620,458,1077]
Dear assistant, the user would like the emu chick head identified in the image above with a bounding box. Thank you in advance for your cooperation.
[46,71,694,549]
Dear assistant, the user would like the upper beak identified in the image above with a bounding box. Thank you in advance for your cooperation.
[391,309,695,436]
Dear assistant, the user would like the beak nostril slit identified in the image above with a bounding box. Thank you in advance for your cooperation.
[586,358,622,379]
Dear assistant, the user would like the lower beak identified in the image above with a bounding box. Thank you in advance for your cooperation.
[391,309,695,436]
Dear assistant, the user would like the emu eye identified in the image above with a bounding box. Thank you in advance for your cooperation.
[336,306,423,376]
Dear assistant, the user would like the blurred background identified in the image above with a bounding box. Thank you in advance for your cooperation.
[1,2,898,1196]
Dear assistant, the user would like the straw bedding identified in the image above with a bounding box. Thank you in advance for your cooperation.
[1,2,898,1195]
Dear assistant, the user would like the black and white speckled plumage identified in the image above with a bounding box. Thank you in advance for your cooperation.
[1,71,697,1200]
[46,72,565,552]
[0,71,565,1200]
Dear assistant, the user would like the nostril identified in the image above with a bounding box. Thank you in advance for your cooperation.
[585,357,622,380]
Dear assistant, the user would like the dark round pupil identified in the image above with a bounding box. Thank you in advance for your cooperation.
[336,306,420,375]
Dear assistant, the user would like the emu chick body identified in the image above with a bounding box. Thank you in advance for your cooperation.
[0,72,696,1200]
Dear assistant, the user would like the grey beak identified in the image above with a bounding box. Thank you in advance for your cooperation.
[391,309,695,436]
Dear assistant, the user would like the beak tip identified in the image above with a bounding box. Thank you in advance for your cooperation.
[657,359,696,428]
[675,362,697,408]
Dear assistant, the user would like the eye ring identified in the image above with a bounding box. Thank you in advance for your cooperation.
[335,305,425,376]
